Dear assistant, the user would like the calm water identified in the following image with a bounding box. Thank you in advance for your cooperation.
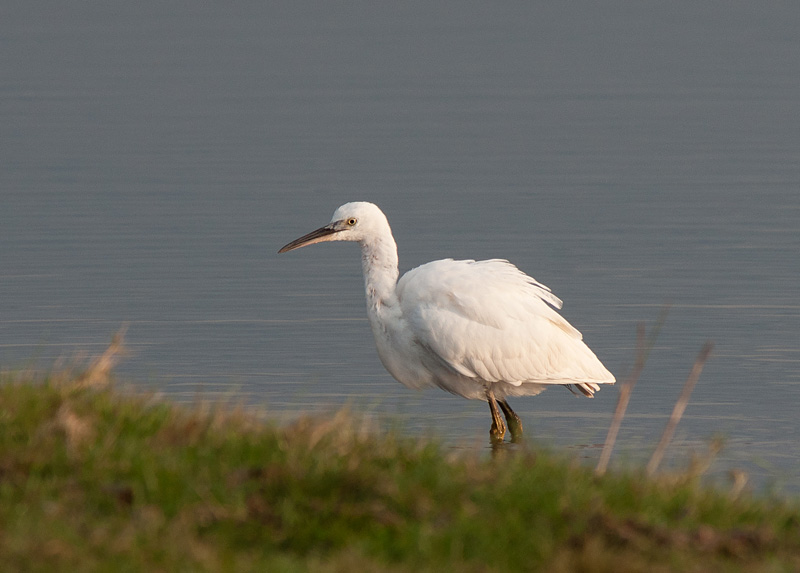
[2,3,798,490]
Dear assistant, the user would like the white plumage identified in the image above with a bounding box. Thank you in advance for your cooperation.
[279,201,615,442]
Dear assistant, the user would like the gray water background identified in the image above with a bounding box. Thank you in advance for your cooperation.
[2,3,799,491]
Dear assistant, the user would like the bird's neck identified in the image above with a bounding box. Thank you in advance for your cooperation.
[360,235,400,310]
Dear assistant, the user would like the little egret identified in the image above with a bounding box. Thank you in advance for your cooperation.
[279,202,615,442]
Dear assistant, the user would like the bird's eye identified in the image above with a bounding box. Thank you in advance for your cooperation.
[347,218,357,226]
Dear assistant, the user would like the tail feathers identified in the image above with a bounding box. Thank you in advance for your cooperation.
[565,382,601,397]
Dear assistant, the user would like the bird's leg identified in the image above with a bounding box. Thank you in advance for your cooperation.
[498,399,524,443]
[485,387,506,443]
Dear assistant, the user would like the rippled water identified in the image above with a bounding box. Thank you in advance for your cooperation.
[2,3,798,490]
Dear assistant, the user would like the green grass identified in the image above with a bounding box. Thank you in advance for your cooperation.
[1,365,799,572]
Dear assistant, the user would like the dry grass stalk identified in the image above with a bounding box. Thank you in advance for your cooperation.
[76,326,128,388]
[595,306,670,476]
[56,402,95,452]
[728,469,749,499]
[646,341,714,477]
[285,407,379,453]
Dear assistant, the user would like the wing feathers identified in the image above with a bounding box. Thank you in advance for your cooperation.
[398,259,614,387]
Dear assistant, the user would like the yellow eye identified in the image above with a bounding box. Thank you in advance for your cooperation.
[347,218,357,226]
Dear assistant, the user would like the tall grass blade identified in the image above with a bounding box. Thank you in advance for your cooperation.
[596,306,669,476]
[646,341,714,477]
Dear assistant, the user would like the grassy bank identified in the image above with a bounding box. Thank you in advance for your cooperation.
[1,364,799,572]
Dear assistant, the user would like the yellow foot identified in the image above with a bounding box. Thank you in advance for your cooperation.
[490,421,506,443]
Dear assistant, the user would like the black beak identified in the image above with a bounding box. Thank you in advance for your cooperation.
[278,224,339,253]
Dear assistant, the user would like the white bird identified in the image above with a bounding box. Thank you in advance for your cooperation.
[279,202,615,442]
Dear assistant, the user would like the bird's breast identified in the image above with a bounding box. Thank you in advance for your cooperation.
[367,307,436,391]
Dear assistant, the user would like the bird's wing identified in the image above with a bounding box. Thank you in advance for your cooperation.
[397,259,614,387]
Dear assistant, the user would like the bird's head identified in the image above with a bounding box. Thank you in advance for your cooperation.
[278,202,391,253]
